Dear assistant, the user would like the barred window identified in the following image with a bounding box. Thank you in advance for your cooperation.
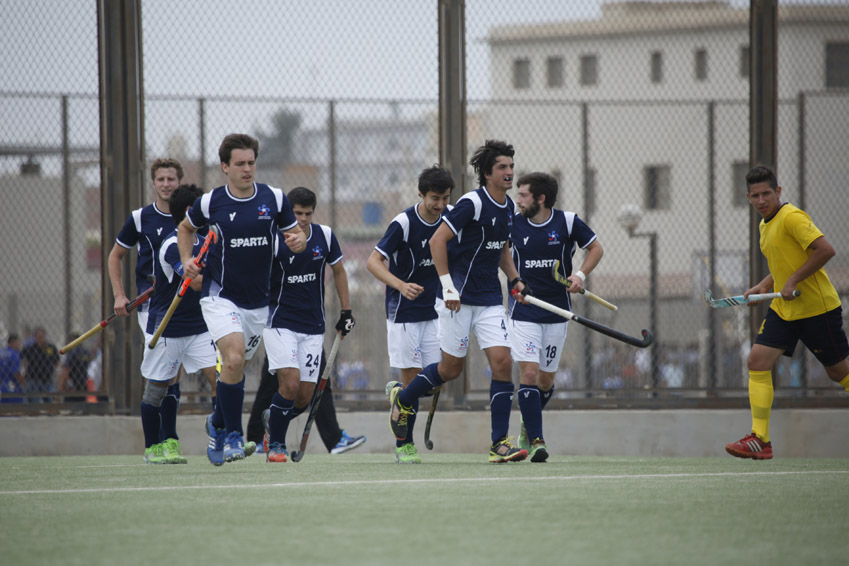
[695,48,708,81]
[546,56,564,88]
[825,42,849,88]
[580,54,598,86]
[513,58,530,89]
[650,51,663,84]
[644,165,671,210]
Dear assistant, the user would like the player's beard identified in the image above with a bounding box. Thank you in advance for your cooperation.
[521,201,540,219]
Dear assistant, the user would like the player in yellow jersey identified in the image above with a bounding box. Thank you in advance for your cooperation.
[726,165,849,460]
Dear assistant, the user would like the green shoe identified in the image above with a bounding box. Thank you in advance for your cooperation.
[162,438,188,464]
[395,443,421,464]
[489,437,528,464]
[529,438,549,463]
[388,384,413,441]
[517,419,530,451]
[244,440,257,458]
[144,443,168,464]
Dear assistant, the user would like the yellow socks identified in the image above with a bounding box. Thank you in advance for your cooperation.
[748,370,773,443]
[840,374,849,393]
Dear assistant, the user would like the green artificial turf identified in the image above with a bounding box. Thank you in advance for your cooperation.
[1,454,847,565]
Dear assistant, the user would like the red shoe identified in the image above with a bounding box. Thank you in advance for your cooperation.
[267,442,289,463]
[725,433,773,460]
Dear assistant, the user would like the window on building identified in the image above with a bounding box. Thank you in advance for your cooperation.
[546,56,564,88]
[650,51,663,84]
[740,45,750,79]
[695,48,708,81]
[513,58,530,89]
[580,54,598,86]
[825,42,849,88]
[643,165,671,210]
[731,161,750,207]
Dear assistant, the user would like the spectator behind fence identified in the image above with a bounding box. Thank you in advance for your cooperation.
[0,334,25,403]
[60,332,93,402]
[22,326,60,402]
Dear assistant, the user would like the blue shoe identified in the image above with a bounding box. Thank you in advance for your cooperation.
[223,431,245,462]
[205,415,225,467]
[330,430,366,454]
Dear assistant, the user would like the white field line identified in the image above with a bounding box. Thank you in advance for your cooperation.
[1,470,848,496]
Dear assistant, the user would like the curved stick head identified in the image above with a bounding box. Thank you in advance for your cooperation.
[425,440,434,450]
[290,450,303,462]
[208,223,221,243]
[640,329,654,347]
[703,289,714,307]
[551,259,561,279]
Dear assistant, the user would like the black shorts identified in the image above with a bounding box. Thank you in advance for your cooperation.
[755,306,849,366]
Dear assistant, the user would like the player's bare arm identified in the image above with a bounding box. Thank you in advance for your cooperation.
[429,222,460,312]
[499,242,528,304]
[283,225,307,253]
[107,244,131,316]
[567,240,604,293]
[331,260,352,312]
[366,250,424,301]
[177,218,201,280]
[781,236,836,299]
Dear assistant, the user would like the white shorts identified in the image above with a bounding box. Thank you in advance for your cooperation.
[263,328,324,383]
[386,319,441,369]
[437,299,510,358]
[200,296,267,360]
[509,319,568,372]
[141,331,217,382]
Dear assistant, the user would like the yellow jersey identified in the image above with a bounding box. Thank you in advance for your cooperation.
[759,203,840,320]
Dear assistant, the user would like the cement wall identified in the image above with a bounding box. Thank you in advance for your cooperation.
[2,409,847,459]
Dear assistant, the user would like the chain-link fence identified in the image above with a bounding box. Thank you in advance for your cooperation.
[2,1,848,413]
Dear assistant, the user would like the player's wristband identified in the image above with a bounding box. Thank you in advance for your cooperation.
[575,270,587,283]
[439,274,460,300]
[510,277,525,289]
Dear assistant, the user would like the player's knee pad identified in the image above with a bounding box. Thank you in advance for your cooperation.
[142,380,168,407]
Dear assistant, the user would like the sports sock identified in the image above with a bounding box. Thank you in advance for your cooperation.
[748,370,773,442]
[210,382,225,429]
[140,402,161,448]
[217,377,245,435]
[291,404,307,418]
[839,374,849,393]
[399,363,444,406]
[398,398,419,448]
[489,380,515,444]
[518,385,543,441]
[540,385,555,411]
[269,392,294,446]
[159,383,180,441]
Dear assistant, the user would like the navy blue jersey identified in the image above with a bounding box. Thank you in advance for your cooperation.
[187,183,297,310]
[374,204,451,323]
[146,231,209,337]
[116,203,173,295]
[441,187,514,307]
[508,209,597,323]
[268,224,342,335]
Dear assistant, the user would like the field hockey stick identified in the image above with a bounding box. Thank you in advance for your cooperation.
[60,277,156,354]
[551,260,618,311]
[424,386,441,450]
[511,289,652,348]
[291,333,343,462]
[148,225,219,348]
[703,289,800,309]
